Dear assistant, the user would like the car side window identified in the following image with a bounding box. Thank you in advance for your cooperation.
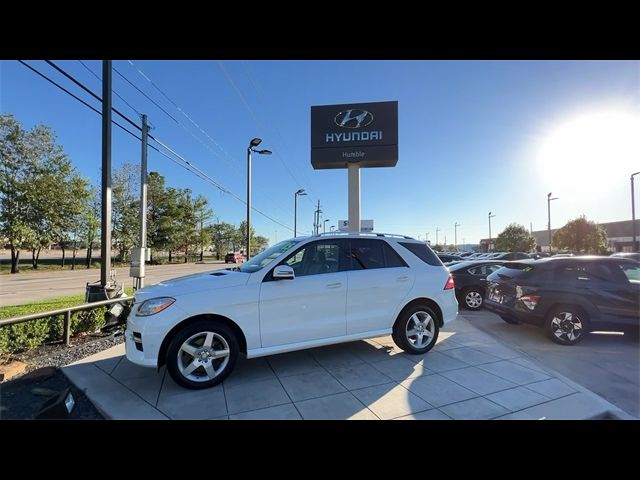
[348,239,406,270]
[281,240,347,277]
[618,263,640,284]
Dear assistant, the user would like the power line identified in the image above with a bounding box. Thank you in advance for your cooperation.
[126,59,239,168]
[44,60,141,133]
[78,60,142,117]
[217,60,312,198]
[17,60,294,233]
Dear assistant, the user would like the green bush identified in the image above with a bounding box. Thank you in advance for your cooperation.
[0,290,132,355]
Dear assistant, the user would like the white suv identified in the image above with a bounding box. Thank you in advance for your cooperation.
[125,233,458,389]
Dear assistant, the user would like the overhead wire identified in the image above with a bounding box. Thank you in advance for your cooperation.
[18,60,294,233]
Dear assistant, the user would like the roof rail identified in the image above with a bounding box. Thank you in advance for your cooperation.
[316,232,415,240]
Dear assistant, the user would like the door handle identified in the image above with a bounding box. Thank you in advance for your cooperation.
[326,282,342,289]
[397,276,409,282]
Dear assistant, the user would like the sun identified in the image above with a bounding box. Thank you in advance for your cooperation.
[538,111,640,194]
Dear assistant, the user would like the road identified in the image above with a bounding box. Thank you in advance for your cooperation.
[0,262,230,306]
[461,309,640,418]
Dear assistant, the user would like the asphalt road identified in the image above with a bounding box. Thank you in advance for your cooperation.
[0,262,230,306]
[461,309,640,418]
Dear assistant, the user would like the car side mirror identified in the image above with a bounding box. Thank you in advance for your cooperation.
[273,265,295,280]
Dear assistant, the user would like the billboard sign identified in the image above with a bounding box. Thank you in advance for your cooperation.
[311,101,398,169]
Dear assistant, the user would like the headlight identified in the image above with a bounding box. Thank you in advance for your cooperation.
[136,297,176,316]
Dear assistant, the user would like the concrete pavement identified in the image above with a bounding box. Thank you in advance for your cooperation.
[0,262,229,305]
[62,315,632,420]
[462,309,640,418]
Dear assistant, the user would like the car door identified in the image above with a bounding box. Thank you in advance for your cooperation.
[259,239,349,347]
[612,261,640,322]
[346,238,414,335]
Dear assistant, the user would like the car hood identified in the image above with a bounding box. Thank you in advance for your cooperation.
[134,269,249,301]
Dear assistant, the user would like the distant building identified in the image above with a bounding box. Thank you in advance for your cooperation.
[479,219,639,253]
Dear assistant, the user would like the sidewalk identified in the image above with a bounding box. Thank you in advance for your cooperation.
[62,315,633,420]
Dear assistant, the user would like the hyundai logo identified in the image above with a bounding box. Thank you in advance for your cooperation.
[334,109,374,129]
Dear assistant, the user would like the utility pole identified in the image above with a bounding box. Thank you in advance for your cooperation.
[314,200,322,235]
[436,227,440,246]
[454,222,460,248]
[135,113,149,288]
[488,211,496,252]
[530,222,533,234]
[100,60,112,288]
[547,193,558,254]
[425,232,429,243]
[632,172,640,251]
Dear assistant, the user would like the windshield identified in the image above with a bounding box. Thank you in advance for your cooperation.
[237,239,302,273]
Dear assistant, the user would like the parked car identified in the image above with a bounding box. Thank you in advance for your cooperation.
[124,233,458,389]
[611,252,640,262]
[225,252,245,263]
[492,252,531,260]
[484,257,640,345]
[449,260,506,310]
[437,253,464,263]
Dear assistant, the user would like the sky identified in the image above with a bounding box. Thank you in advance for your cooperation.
[1,60,639,247]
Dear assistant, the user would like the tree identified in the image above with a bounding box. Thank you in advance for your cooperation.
[112,162,140,262]
[253,235,270,254]
[552,216,608,254]
[0,115,90,272]
[211,222,237,260]
[238,220,256,255]
[495,223,536,252]
[82,188,100,268]
[192,195,214,261]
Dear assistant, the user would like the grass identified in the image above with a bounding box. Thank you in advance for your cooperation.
[0,258,103,274]
[0,288,135,320]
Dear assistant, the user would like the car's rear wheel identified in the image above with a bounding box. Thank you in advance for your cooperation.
[392,305,439,354]
[499,314,521,325]
[462,287,484,310]
[544,305,590,345]
[166,320,239,389]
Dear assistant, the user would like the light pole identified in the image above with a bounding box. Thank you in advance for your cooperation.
[454,222,460,249]
[246,138,272,259]
[632,172,640,252]
[436,227,440,247]
[323,219,330,233]
[547,193,558,254]
[294,189,307,237]
[488,212,496,252]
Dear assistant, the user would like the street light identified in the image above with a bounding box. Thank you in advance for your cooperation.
[488,212,496,252]
[246,138,272,259]
[330,225,335,232]
[547,193,558,254]
[632,172,640,252]
[454,222,460,249]
[323,219,330,233]
[294,189,307,237]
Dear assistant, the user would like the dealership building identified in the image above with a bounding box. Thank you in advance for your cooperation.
[479,219,639,253]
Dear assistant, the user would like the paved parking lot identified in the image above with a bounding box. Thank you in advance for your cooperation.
[462,309,640,417]
[63,315,627,420]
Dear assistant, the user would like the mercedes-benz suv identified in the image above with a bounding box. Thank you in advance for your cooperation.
[124,233,458,389]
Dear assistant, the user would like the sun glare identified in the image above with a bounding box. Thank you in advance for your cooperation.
[538,111,640,192]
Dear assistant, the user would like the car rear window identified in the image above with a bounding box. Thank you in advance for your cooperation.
[398,242,442,266]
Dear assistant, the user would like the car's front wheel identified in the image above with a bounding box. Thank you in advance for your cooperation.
[392,305,440,354]
[544,305,590,345]
[166,320,239,389]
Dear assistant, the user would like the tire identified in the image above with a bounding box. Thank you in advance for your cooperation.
[499,314,521,325]
[462,287,484,310]
[166,320,239,389]
[544,305,590,345]
[392,304,440,355]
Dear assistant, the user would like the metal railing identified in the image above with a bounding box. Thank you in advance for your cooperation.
[0,296,134,346]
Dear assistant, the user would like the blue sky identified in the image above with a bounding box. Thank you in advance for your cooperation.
[2,60,639,247]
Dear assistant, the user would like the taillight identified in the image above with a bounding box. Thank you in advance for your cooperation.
[520,294,540,310]
[444,274,455,290]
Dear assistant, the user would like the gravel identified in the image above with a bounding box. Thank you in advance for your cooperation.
[11,328,125,372]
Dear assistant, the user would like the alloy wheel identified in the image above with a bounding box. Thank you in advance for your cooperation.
[177,331,231,382]
[405,311,436,348]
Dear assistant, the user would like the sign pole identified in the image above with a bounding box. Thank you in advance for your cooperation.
[348,163,361,232]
